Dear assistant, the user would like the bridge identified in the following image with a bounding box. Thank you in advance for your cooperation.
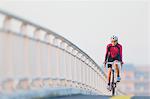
[0,10,125,98]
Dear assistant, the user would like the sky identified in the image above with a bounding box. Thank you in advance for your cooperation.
[0,0,149,66]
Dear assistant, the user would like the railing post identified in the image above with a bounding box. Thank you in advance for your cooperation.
[53,37,60,83]
[71,49,77,83]
[85,58,89,90]
[20,23,27,35]
[3,16,12,31]
[66,46,73,82]
[33,28,42,78]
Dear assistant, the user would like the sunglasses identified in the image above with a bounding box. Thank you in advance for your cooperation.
[111,40,117,43]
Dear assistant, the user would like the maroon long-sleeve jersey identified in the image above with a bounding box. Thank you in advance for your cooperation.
[105,43,123,62]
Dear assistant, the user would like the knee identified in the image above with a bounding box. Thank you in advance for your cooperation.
[114,64,119,69]
[108,69,111,75]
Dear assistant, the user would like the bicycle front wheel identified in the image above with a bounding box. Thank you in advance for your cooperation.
[112,85,115,96]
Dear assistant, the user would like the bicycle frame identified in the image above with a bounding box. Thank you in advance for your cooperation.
[106,61,121,96]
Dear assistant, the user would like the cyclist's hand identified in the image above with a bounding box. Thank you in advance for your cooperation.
[121,61,123,69]
[103,61,107,68]
[121,61,124,65]
[103,61,107,72]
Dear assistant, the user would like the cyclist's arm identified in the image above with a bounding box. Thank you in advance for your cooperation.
[119,44,123,64]
[104,45,109,63]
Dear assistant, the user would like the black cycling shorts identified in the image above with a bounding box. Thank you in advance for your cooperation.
[107,56,121,68]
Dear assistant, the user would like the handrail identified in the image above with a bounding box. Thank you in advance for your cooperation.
[0,9,102,72]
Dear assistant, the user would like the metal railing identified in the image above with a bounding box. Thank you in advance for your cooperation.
[0,10,124,96]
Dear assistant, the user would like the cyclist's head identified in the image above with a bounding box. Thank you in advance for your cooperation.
[110,35,118,45]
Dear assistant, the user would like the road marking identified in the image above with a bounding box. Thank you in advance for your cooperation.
[110,96,131,99]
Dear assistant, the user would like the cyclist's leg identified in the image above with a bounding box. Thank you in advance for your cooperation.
[107,65,112,90]
[107,66,112,85]
[114,63,120,77]
[114,55,121,78]
[114,61,121,82]
[107,57,113,85]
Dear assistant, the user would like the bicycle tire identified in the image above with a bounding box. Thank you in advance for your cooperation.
[112,69,115,96]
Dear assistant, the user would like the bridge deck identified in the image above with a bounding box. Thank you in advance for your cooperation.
[50,95,150,99]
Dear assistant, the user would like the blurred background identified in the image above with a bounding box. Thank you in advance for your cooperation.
[0,0,149,96]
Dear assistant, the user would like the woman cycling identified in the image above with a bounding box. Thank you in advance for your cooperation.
[104,35,123,90]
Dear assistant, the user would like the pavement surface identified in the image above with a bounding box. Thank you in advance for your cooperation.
[49,95,150,99]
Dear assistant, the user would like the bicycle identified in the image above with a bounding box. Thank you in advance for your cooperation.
[106,61,122,96]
